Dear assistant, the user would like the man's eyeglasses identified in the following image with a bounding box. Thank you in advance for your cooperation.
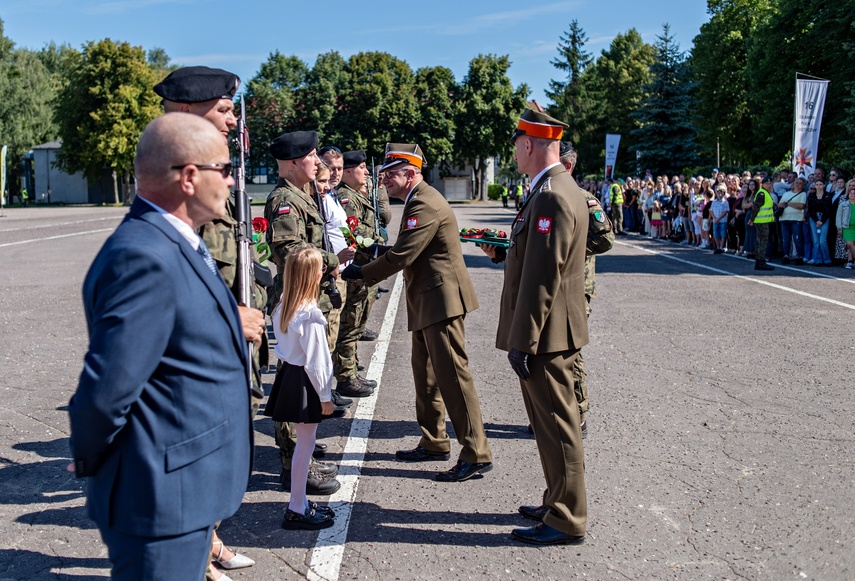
[383,169,409,180]
[171,163,233,178]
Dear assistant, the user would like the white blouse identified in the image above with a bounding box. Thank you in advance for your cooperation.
[272,302,333,402]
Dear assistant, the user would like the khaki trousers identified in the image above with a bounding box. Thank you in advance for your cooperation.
[412,316,492,463]
[520,349,587,536]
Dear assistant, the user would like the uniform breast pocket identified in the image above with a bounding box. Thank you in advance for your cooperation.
[418,272,444,293]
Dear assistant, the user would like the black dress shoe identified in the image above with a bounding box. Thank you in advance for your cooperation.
[754,262,775,271]
[307,500,335,518]
[356,375,377,389]
[518,504,548,521]
[359,329,379,341]
[511,523,585,545]
[331,390,353,408]
[310,458,338,477]
[395,446,450,462]
[312,443,326,459]
[435,460,493,482]
[336,379,374,397]
[378,286,390,293]
[282,507,334,530]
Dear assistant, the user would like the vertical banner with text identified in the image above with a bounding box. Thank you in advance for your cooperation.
[1,145,7,207]
[792,78,829,179]
[604,134,621,180]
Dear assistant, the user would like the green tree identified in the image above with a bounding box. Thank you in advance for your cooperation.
[336,52,419,159]
[632,24,700,175]
[0,19,60,196]
[54,39,161,204]
[546,19,593,140]
[243,51,308,176]
[297,51,349,146]
[455,54,528,200]
[691,0,774,165]
[584,29,655,175]
[413,66,458,166]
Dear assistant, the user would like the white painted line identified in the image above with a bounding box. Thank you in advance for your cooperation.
[0,216,121,233]
[307,272,404,581]
[0,228,115,249]
[615,240,855,312]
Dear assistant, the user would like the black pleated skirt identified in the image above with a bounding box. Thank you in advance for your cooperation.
[264,362,323,424]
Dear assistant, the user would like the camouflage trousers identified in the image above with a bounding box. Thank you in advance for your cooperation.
[333,279,377,381]
[755,222,770,262]
[571,297,593,422]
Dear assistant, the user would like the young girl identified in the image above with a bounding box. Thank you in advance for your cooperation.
[650,200,663,239]
[265,247,336,530]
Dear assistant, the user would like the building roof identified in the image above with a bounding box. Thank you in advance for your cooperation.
[32,140,62,150]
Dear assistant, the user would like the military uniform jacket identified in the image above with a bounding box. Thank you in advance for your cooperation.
[264,177,339,275]
[496,164,589,354]
[338,183,377,239]
[361,181,478,332]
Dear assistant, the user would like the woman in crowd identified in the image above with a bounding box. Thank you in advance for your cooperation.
[829,175,848,264]
[710,184,730,253]
[807,179,832,265]
[742,179,759,257]
[836,179,855,269]
[700,188,713,249]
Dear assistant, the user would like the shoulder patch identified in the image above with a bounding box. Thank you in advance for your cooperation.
[340,197,350,205]
[587,199,599,207]
[405,217,419,229]
[593,210,605,223]
[536,216,552,234]
[278,205,291,215]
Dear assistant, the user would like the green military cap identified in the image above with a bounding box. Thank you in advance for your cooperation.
[269,131,318,160]
[153,66,240,103]
[380,143,426,172]
[511,108,569,144]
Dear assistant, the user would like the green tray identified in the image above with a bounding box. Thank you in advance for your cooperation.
[460,236,509,248]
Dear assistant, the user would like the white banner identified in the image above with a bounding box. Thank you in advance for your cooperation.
[604,134,621,180]
[792,78,829,179]
[1,145,6,207]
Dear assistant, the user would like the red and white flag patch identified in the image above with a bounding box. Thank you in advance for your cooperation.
[340,198,350,205]
[278,205,291,215]
[536,216,552,234]
[406,217,419,229]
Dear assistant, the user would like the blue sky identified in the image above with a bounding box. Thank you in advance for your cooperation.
[3,0,709,104]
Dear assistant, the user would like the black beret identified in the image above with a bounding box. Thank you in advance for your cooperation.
[559,141,575,157]
[153,66,239,103]
[342,150,367,169]
[269,131,319,160]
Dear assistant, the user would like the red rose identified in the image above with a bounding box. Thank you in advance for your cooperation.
[346,216,359,231]
[252,217,269,232]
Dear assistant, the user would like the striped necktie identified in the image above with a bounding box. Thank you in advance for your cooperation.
[197,239,219,276]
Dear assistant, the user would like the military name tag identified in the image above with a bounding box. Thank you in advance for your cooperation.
[536,217,552,233]
[406,217,418,229]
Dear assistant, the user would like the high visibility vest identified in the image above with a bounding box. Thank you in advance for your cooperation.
[610,184,624,205]
[754,189,774,224]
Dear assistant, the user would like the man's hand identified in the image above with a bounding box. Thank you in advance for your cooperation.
[478,243,497,260]
[320,400,334,416]
[508,348,531,380]
[341,264,363,280]
[238,305,265,343]
[337,247,356,264]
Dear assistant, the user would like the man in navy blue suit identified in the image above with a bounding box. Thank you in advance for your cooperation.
[68,113,253,580]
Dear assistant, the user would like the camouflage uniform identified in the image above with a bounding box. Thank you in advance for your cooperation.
[198,198,269,414]
[264,177,340,469]
[334,182,379,382]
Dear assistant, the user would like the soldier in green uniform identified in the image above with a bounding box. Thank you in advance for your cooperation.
[342,143,493,483]
[153,65,263,580]
[265,131,357,496]
[481,109,589,545]
[334,150,381,397]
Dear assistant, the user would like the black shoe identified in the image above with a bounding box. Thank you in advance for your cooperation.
[307,500,335,518]
[281,469,341,496]
[435,460,493,482]
[331,390,353,408]
[395,446,450,462]
[357,364,365,371]
[378,286,390,293]
[359,329,379,341]
[713,248,724,254]
[336,379,374,397]
[781,256,790,264]
[282,507,334,530]
[791,258,804,265]
[511,523,585,546]
[356,375,377,389]
[312,443,326,459]
[754,262,774,271]
[518,505,548,521]
[310,458,338,477]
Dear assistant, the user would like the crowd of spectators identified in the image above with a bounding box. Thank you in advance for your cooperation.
[577,167,855,270]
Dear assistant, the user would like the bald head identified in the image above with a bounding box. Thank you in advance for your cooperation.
[135,113,224,190]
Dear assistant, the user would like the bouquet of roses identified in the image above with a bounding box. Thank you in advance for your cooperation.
[340,216,382,249]
[251,217,271,265]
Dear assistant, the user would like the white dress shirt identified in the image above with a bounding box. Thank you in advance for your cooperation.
[272,302,333,402]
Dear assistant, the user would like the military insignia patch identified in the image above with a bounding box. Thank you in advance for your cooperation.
[593,211,605,223]
[278,205,291,215]
[341,198,350,205]
[406,217,419,229]
[587,199,599,207]
[536,217,552,233]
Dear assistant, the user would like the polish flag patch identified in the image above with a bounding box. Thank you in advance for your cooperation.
[406,217,419,229]
[340,198,350,205]
[278,205,291,215]
[536,217,552,233]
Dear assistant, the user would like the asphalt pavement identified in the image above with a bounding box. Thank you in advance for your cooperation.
[0,201,853,580]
